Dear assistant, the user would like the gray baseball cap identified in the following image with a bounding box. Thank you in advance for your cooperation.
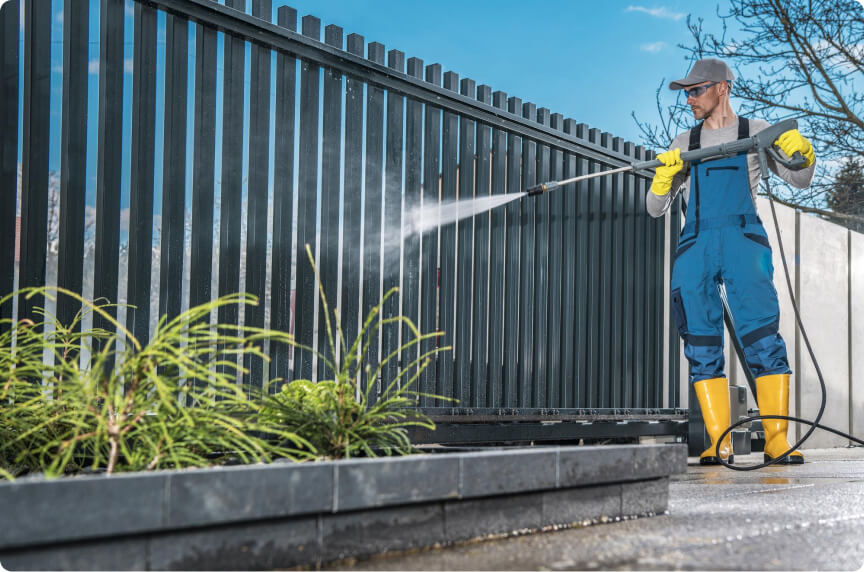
[669,58,735,90]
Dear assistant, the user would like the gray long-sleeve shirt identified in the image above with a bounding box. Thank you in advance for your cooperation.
[645,117,816,218]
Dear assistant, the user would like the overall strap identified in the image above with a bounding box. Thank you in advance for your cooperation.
[737,116,749,140]
[688,122,703,151]
[688,122,703,234]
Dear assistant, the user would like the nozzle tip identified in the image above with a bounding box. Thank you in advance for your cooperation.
[526,184,546,196]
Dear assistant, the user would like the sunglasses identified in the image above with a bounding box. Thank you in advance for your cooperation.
[684,81,720,98]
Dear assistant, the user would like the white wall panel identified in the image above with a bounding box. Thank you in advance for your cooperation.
[850,230,864,440]
[797,214,849,448]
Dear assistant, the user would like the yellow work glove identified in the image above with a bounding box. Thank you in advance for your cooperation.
[775,129,815,168]
[650,148,683,196]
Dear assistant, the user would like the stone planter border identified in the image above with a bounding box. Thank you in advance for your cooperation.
[0,444,686,570]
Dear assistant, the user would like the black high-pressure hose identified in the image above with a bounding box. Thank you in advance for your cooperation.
[715,178,864,470]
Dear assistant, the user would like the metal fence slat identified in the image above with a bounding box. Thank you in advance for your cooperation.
[157,13,188,327]
[18,0,51,326]
[217,0,246,378]
[126,3,157,345]
[610,136,625,409]
[92,0,125,360]
[546,112,564,407]
[597,132,614,408]
[56,0,89,337]
[572,123,590,407]
[503,96,522,408]
[437,70,459,403]
[455,77,476,406]
[586,127,602,407]
[318,24,343,381]
[0,0,18,333]
[294,15,322,381]
[270,5,297,388]
[486,90,507,407]
[401,56,423,393]
[560,120,578,407]
[533,107,550,407]
[648,147,668,407]
[419,63,441,406]
[361,41,385,396]
[471,84,492,407]
[339,32,364,368]
[518,102,536,407]
[241,0,273,389]
[381,48,404,390]
[189,22,217,311]
[622,141,636,408]
[669,195,682,407]
[634,145,647,406]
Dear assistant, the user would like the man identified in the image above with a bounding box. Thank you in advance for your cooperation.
[647,58,816,465]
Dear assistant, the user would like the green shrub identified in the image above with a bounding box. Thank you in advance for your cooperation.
[259,246,452,459]
[0,288,312,480]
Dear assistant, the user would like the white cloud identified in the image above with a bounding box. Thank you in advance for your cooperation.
[641,41,667,53]
[626,5,686,21]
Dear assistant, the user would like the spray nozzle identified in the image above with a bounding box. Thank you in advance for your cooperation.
[526,182,558,196]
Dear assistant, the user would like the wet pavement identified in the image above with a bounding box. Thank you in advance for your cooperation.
[325,447,864,571]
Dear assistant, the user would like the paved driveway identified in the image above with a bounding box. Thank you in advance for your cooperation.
[326,448,864,570]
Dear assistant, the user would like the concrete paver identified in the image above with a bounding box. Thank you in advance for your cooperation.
[326,447,864,571]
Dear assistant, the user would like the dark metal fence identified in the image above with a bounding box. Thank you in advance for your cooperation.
[0,0,682,412]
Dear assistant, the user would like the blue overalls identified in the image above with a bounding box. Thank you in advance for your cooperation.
[670,118,792,383]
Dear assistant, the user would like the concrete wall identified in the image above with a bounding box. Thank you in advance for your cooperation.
[672,197,863,449]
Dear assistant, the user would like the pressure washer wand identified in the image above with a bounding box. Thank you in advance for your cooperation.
[525,118,806,196]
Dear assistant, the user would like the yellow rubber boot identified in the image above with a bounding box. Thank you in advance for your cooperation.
[755,374,804,464]
[693,377,734,465]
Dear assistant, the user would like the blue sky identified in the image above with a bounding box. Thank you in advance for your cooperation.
[29,0,734,225]
[275,0,724,143]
